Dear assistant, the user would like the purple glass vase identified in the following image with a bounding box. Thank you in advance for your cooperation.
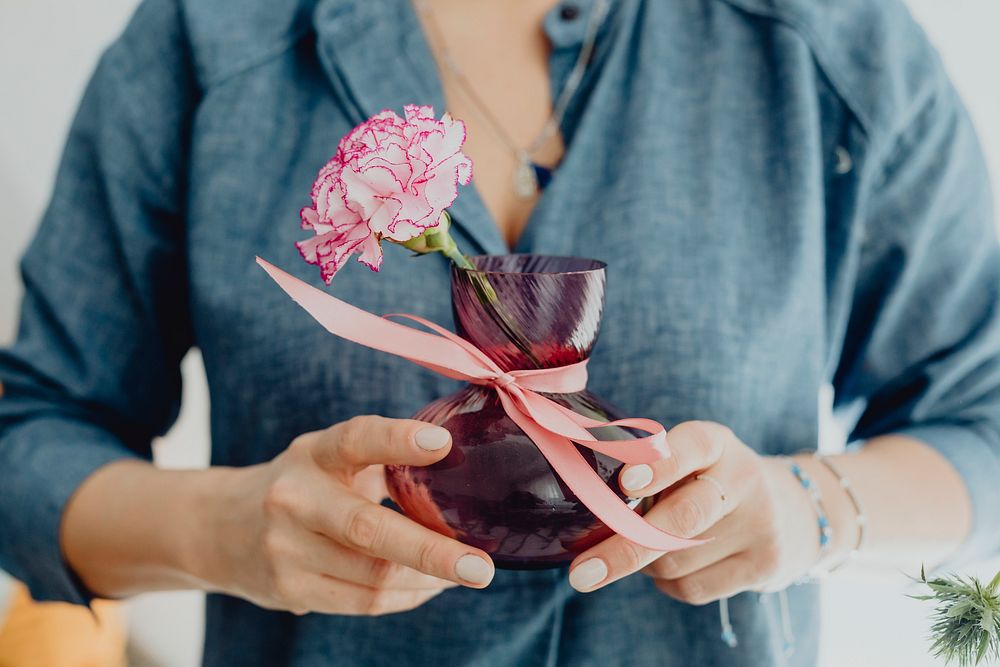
[385,255,647,569]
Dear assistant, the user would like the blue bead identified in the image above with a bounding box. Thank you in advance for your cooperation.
[818,516,828,527]
[802,479,811,488]
[721,628,739,648]
[820,533,830,546]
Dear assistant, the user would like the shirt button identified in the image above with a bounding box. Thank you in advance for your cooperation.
[560,4,581,20]
[834,146,853,175]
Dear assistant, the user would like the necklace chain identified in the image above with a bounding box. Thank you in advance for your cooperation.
[414,0,611,197]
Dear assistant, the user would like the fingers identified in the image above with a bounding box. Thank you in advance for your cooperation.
[293,528,459,591]
[306,415,453,471]
[653,552,763,606]
[293,573,449,617]
[352,464,390,504]
[618,421,731,497]
[569,461,747,592]
[642,513,741,581]
[642,470,738,539]
[279,416,493,592]
[564,508,690,593]
[301,492,495,589]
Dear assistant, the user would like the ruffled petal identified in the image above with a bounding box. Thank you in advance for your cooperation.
[296,221,373,284]
[421,155,470,210]
[300,206,333,233]
[421,115,466,168]
[298,105,473,281]
[366,196,402,237]
[314,180,363,229]
[355,234,384,271]
[383,189,437,239]
[363,143,413,190]
[403,104,435,123]
[341,164,403,219]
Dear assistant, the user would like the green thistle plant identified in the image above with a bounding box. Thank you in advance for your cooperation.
[909,565,1000,666]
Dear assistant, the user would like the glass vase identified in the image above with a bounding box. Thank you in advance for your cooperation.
[385,255,646,569]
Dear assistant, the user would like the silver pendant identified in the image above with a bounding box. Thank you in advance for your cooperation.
[513,158,539,199]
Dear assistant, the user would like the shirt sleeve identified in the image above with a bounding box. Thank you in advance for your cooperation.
[831,74,1000,570]
[0,0,197,604]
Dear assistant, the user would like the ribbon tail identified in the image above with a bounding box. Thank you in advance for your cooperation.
[257,257,495,382]
[514,390,671,464]
[499,393,705,552]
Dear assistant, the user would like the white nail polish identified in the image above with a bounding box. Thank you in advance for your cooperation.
[569,558,608,591]
[621,464,654,491]
[415,426,451,451]
[455,554,493,585]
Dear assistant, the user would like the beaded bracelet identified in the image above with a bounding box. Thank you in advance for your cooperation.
[785,460,833,561]
[812,453,867,572]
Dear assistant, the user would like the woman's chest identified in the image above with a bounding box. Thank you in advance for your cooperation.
[414,0,567,247]
[182,14,840,461]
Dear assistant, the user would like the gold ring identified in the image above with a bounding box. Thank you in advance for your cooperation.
[696,473,727,504]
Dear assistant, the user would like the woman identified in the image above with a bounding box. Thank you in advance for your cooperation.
[1,0,998,664]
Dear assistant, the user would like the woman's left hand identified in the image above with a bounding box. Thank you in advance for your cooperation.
[567,421,840,603]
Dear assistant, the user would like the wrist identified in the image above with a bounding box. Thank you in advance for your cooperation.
[63,460,251,597]
[788,454,860,570]
[178,464,258,593]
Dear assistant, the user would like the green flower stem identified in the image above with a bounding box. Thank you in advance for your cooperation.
[412,211,542,368]
[440,244,476,271]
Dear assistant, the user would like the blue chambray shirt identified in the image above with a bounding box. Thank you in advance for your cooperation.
[2,0,1000,664]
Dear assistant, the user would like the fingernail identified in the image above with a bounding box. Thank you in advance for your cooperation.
[569,558,608,592]
[415,426,451,451]
[455,554,494,586]
[621,464,654,491]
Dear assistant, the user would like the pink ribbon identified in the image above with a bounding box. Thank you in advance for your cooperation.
[257,257,704,552]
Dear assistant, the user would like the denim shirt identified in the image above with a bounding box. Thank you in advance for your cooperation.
[2,0,999,664]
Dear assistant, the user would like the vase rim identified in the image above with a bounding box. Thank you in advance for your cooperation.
[455,254,607,277]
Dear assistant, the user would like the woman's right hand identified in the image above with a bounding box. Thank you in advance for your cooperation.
[205,415,495,616]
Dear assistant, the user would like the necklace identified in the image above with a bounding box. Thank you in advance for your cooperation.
[415,0,611,198]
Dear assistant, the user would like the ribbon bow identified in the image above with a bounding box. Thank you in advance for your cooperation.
[257,257,703,552]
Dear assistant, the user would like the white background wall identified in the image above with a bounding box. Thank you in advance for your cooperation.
[1,1,998,666]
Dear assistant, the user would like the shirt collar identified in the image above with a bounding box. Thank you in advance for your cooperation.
[544,0,602,50]
[309,0,612,255]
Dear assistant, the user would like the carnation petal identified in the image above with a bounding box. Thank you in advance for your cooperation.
[341,164,403,219]
[296,220,373,284]
[298,104,473,282]
[300,206,330,232]
[315,180,363,228]
[421,160,466,210]
[383,189,436,239]
[356,234,384,271]
[456,155,473,185]
[387,218,431,242]
[425,117,467,166]
[364,144,413,190]
[327,201,364,229]
[367,196,402,237]
[403,104,435,122]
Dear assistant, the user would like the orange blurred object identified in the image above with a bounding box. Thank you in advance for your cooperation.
[0,581,125,667]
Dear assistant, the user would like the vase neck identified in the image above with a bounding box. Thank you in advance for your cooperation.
[450,255,607,372]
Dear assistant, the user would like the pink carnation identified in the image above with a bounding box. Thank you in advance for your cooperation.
[297,105,473,283]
